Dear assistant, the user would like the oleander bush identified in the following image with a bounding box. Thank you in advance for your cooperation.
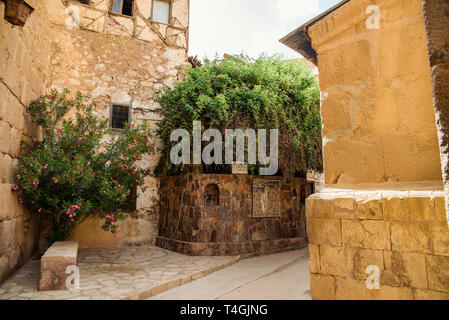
[12,89,155,243]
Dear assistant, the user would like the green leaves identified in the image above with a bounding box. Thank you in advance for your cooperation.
[14,89,156,243]
[155,55,323,176]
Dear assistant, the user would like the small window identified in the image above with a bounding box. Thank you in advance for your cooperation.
[111,0,134,16]
[110,104,131,130]
[152,0,170,24]
[73,0,90,5]
[121,186,137,212]
[204,184,219,206]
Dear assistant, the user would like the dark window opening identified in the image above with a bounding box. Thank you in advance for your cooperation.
[110,104,131,130]
[121,186,137,212]
[74,0,90,5]
[111,0,134,16]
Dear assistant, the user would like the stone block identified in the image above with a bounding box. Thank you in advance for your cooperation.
[309,244,320,273]
[357,199,383,220]
[410,197,433,221]
[39,241,78,291]
[342,220,390,250]
[334,198,356,219]
[315,199,334,219]
[425,255,449,292]
[0,220,14,256]
[305,198,315,220]
[382,251,427,289]
[310,273,335,300]
[433,197,448,222]
[390,222,431,253]
[307,218,342,247]
[382,197,411,221]
[430,222,449,256]
[347,248,384,280]
[335,277,414,300]
[320,245,347,276]
[414,289,449,300]
[335,277,368,300]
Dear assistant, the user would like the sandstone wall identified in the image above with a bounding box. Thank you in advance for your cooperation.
[305,0,449,300]
[0,0,52,284]
[307,191,449,299]
[422,0,449,225]
[309,0,442,186]
[0,0,190,283]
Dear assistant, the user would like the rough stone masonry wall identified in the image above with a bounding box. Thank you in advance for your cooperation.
[156,174,311,256]
[422,0,449,225]
[0,0,190,285]
[307,192,449,299]
[42,0,190,248]
[0,0,53,284]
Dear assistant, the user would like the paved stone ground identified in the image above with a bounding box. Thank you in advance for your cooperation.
[149,248,311,300]
[0,246,239,300]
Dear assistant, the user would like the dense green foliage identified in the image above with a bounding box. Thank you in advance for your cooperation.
[155,56,322,176]
[13,89,155,243]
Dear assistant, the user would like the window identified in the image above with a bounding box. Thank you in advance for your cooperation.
[121,186,137,212]
[73,0,90,5]
[152,0,170,24]
[110,104,131,130]
[111,0,134,16]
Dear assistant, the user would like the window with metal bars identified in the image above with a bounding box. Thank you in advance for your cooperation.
[111,0,134,16]
[110,104,131,130]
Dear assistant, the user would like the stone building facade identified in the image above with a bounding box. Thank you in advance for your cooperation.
[0,0,189,284]
[281,0,449,299]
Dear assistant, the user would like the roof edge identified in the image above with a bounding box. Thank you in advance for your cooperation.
[279,0,351,65]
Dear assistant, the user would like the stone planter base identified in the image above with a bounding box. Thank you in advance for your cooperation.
[158,173,312,257]
[156,236,308,256]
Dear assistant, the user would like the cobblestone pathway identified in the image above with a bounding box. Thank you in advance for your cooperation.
[0,246,239,300]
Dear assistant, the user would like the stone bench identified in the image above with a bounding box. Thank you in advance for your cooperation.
[39,241,78,291]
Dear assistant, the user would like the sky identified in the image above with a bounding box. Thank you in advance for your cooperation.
[188,0,342,61]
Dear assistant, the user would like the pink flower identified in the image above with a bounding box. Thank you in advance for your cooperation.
[33,180,39,187]
[12,186,19,191]
[44,164,48,169]
[38,208,42,213]
[18,198,23,204]
[131,124,135,128]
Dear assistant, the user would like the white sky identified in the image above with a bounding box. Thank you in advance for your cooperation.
[188,0,342,61]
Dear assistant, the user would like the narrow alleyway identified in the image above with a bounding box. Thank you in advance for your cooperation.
[149,248,311,300]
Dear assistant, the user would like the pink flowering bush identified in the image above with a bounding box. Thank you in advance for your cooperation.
[13,89,156,243]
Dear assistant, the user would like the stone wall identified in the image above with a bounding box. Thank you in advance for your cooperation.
[0,0,52,284]
[304,0,449,300]
[44,0,189,248]
[422,0,449,224]
[156,174,311,256]
[307,190,449,299]
[309,0,442,186]
[0,0,190,283]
